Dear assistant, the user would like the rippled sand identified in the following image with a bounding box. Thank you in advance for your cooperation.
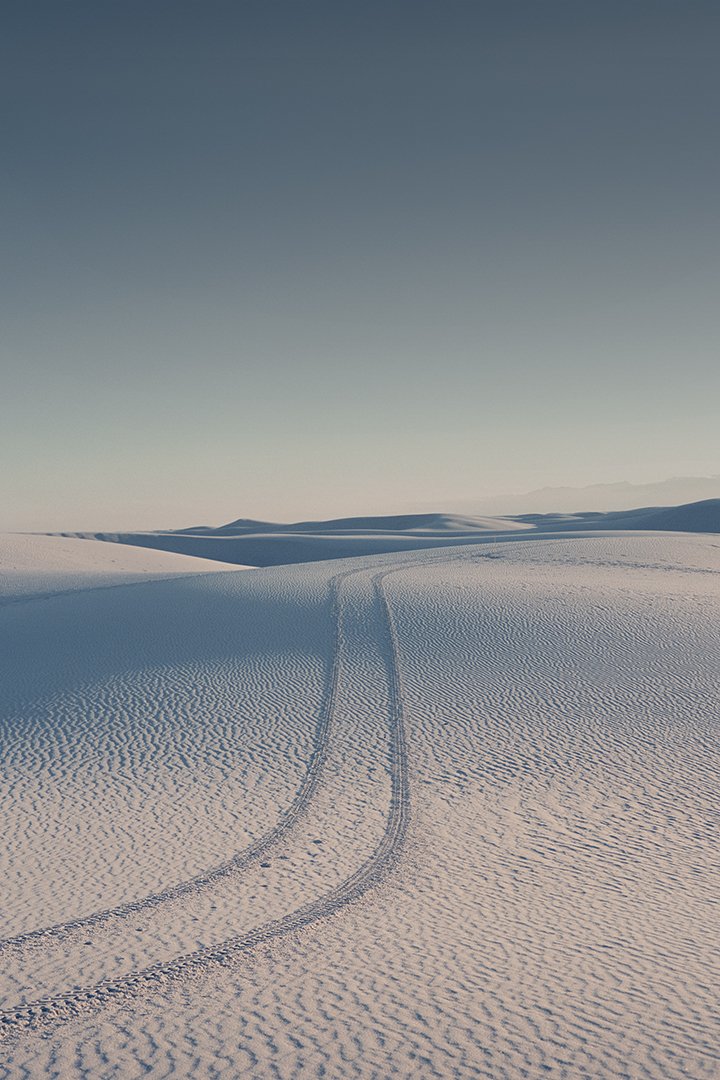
[1,533,718,1078]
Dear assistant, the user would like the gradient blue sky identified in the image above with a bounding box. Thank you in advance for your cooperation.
[3,1,719,530]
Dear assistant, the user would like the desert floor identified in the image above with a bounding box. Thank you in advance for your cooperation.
[1,532,718,1078]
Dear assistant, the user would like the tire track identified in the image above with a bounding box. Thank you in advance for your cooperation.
[0,567,359,955]
[0,566,412,1040]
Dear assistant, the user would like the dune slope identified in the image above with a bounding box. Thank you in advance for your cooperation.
[0,533,245,603]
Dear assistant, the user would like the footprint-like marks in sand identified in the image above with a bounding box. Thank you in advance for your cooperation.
[0,566,413,1038]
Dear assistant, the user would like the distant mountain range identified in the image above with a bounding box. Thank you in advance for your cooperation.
[470,475,720,515]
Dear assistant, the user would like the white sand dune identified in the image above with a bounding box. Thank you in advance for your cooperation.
[0,533,247,604]
[64,511,532,567]
[514,497,720,534]
[64,499,720,569]
[1,532,719,1077]
[190,511,530,535]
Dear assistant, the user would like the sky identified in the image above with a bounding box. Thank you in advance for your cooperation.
[2,1,719,530]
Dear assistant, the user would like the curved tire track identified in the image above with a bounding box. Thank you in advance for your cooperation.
[0,568,358,955]
[0,565,413,1039]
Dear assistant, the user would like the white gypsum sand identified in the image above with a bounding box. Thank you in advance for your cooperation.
[0,533,248,603]
[0,531,718,1078]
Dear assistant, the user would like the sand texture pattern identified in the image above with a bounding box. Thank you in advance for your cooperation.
[1,534,719,1078]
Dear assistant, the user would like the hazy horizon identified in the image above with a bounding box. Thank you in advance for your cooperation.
[3,2,719,532]
[13,472,719,535]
